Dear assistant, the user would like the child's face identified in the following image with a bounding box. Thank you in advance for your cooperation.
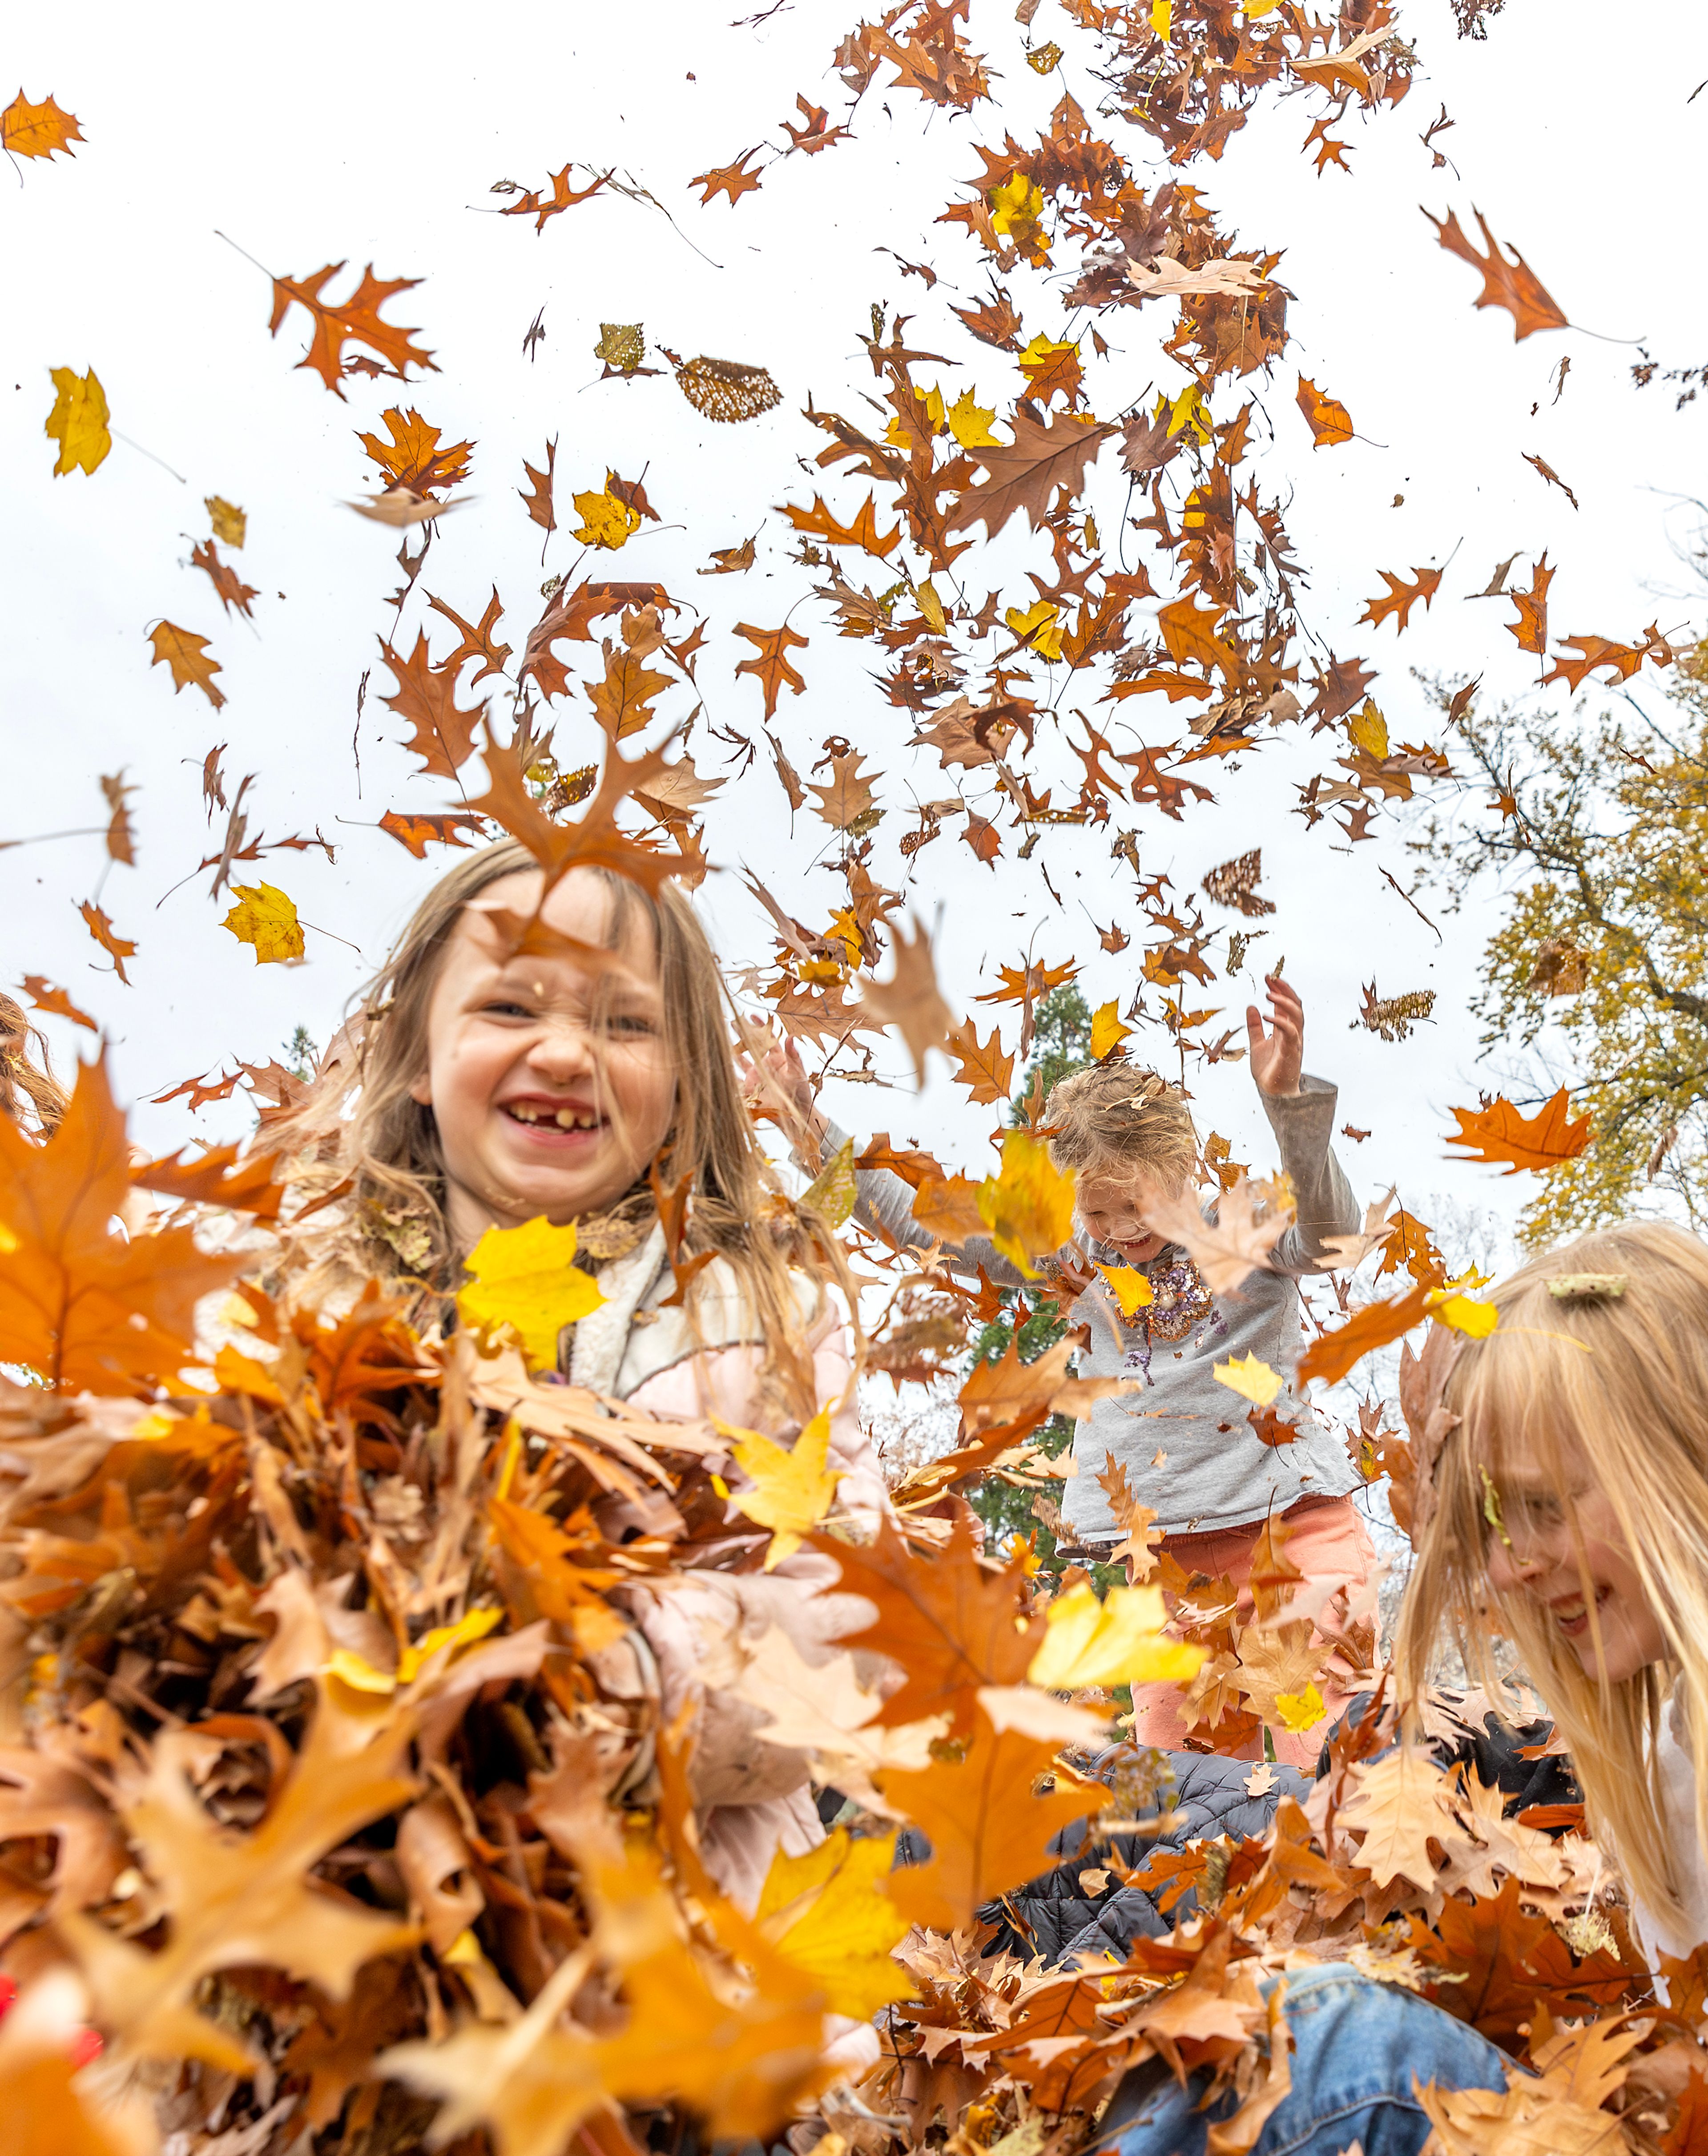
[410,868,677,1248]
[1076,1169,1189,1267]
[1482,1431,1668,1684]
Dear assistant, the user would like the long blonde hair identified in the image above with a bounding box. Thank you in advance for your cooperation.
[281,840,837,1417]
[1395,1220,1708,1919]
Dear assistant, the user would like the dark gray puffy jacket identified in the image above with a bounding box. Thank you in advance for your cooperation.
[977,1748,1310,1967]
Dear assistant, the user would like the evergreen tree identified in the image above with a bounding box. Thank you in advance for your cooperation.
[968,984,1120,1590]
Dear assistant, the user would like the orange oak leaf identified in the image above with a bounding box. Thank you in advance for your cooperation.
[1543,624,1676,694]
[268,261,435,400]
[377,810,483,858]
[690,149,764,204]
[1506,554,1554,657]
[0,1054,242,1392]
[588,645,672,742]
[463,731,683,898]
[944,1017,1015,1105]
[77,901,137,985]
[1296,375,1353,448]
[1158,593,1239,680]
[1296,1283,1432,1390]
[190,540,259,620]
[733,622,809,720]
[147,622,226,709]
[1425,205,1569,342]
[782,94,849,154]
[946,409,1113,539]
[132,1140,287,1222]
[1446,1088,1592,1173]
[379,631,486,778]
[1358,565,1442,635]
[777,494,902,559]
[20,977,97,1034]
[520,437,557,535]
[2,89,84,160]
[878,1712,1092,1933]
[356,408,473,497]
[821,1512,1041,1732]
[500,163,612,231]
[426,589,511,684]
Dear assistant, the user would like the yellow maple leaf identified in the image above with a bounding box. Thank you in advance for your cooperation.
[989,171,1044,239]
[222,883,305,964]
[884,384,946,446]
[1274,1680,1326,1734]
[978,1129,1076,1279]
[1162,382,1213,444]
[1213,1351,1285,1407]
[456,1215,606,1370]
[1430,1290,1499,1339]
[756,1829,912,2019]
[205,495,247,547]
[44,366,110,477]
[1090,997,1132,1060]
[802,1138,858,1228]
[1028,1582,1204,1689]
[1004,598,1063,661]
[1151,0,1172,36]
[945,388,999,448]
[572,473,643,549]
[726,1405,842,1568]
[1096,1261,1153,1317]
[1347,698,1390,760]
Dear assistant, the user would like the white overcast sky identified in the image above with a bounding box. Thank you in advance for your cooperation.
[5,0,1706,1259]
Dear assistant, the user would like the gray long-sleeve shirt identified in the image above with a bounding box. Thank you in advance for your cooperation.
[834,1074,1363,1538]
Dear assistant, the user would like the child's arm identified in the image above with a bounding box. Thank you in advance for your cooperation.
[1246,976,1361,1276]
[738,1037,1031,1287]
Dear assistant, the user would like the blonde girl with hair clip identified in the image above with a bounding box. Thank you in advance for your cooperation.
[754,974,1379,1770]
[274,839,891,1912]
[1101,1219,1708,2156]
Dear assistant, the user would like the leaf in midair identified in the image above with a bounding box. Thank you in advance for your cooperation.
[733,621,809,719]
[78,900,137,984]
[587,644,672,742]
[20,976,97,1033]
[379,630,486,777]
[356,407,474,496]
[1424,205,1569,342]
[689,150,764,204]
[1089,998,1132,1060]
[945,409,1113,539]
[572,473,643,550]
[855,919,953,1082]
[1140,1177,1293,1295]
[977,1130,1076,1278]
[1358,564,1442,634]
[44,367,109,476]
[190,540,260,619]
[1445,1088,1591,1173]
[1028,1582,1204,1689]
[268,261,435,400]
[426,588,511,684]
[944,1017,1014,1104]
[699,535,757,574]
[778,494,902,558]
[2,90,84,160]
[806,751,878,831]
[519,436,557,533]
[205,494,246,546]
[1505,554,1555,656]
[1295,375,1353,448]
[147,622,225,709]
[221,883,305,965]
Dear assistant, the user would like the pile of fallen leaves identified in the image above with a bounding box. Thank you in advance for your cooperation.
[0,1042,1699,2156]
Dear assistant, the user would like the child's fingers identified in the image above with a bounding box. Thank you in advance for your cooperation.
[1245,1003,1267,1049]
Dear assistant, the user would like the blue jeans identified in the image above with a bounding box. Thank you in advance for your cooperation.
[1104,1964,1511,2156]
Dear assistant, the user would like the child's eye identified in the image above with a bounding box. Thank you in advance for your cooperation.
[605,1012,659,1036]
[483,1000,535,1019]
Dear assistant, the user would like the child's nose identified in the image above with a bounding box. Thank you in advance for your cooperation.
[526,1017,595,1078]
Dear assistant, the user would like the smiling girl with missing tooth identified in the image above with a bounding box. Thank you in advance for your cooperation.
[275,837,889,1907]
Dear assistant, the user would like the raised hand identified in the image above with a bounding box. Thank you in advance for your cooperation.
[736,1030,818,1139]
[1246,974,1304,1098]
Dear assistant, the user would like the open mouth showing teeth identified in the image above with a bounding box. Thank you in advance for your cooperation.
[504,1102,604,1132]
[1555,1587,1611,1635]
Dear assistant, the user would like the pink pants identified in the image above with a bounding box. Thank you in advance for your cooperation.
[1128,1495,1378,1771]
